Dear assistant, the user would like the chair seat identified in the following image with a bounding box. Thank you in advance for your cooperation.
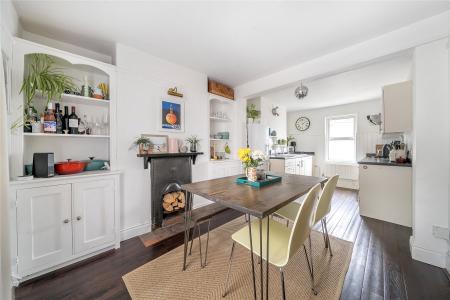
[231,218,291,267]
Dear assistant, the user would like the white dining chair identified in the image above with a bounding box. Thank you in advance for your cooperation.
[222,183,321,298]
[275,175,339,255]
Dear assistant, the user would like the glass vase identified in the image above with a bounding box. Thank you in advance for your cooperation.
[246,167,258,182]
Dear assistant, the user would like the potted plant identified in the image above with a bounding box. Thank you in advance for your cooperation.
[20,53,76,109]
[185,135,200,152]
[246,104,260,123]
[238,148,266,182]
[130,137,151,154]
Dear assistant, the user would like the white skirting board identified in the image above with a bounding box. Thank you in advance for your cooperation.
[410,236,447,268]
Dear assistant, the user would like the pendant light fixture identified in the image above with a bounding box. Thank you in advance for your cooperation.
[294,82,308,99]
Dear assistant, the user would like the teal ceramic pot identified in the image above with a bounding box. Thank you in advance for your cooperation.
[84,157,108,171]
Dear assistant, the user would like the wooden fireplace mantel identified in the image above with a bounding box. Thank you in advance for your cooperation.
[137,152,204,169]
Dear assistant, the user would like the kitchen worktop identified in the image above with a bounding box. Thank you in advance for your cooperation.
[358,157,412,167]
[269,153,313,159]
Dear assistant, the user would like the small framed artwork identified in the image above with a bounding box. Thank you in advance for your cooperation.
[159,98,184,132]
[142,134,168,153]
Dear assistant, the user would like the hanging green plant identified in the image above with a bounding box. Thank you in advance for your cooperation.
[20,54,76,108]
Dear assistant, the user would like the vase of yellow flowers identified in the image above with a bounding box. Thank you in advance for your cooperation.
[238,148,266,182]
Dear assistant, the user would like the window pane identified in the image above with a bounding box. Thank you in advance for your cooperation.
[328,140,355,162]
[329,118,354,138]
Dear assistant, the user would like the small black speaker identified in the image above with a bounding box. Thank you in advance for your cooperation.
[32,153,55,178]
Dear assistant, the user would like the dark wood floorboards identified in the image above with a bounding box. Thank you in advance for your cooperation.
[15,189,449,300]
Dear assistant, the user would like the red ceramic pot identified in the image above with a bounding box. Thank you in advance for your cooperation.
[55,159,87,175]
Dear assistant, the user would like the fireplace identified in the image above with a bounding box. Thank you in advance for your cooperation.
[150,156,192,230]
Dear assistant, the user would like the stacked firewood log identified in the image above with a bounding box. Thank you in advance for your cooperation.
[162,191,186,212]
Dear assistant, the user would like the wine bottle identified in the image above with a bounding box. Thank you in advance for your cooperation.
[68,106,79,134]
[43,102,56,134]
[54,103,63,134]
[62,106,69,133]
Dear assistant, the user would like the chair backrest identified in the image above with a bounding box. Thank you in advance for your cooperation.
[286,183,321,261]
[314,175,339,223]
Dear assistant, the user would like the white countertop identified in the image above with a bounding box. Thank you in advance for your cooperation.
[10,170,122,186]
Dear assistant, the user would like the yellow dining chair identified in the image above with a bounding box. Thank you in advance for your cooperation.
[275,175,339,256]
[222,183,321,298]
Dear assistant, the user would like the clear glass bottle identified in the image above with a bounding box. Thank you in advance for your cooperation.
[43,102,56,134]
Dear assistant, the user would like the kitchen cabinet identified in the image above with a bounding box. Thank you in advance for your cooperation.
[269,155,313,176]
[359,164,412,227]
[383,81,412,133]
[72,179,115,254]
[10,171,121,284]
[296,156,312,176]
[16,185,72,275]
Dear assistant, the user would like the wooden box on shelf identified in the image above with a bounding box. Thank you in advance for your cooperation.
[208,79,234,100]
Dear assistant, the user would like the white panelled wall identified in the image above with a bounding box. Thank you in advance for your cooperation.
[411,38,449,268]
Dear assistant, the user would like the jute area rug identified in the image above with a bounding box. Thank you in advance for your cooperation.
[123,216,353,300]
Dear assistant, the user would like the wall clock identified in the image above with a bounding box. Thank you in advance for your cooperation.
[295,117,310,131]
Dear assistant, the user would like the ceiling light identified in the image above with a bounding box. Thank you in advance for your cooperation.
[295,82,308,99]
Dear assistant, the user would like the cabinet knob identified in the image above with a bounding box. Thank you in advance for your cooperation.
[76,216,82,221]
[363,165,368,169]
[63,219,70,224]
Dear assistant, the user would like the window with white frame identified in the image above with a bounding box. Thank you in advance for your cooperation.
[325,115,356,163]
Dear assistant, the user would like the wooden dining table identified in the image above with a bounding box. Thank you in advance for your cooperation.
[181,173,327,300]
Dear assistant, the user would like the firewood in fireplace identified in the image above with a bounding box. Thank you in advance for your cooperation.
[178,192,185,203]
[163,193,176,204]
[162,201,174,212]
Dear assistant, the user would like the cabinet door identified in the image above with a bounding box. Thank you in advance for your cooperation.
[383,81,412,133]
[359,164,412,226]
[295,158,303,175]
[302,157,313,176]
[72,179,115,254]
[17,184,72,275]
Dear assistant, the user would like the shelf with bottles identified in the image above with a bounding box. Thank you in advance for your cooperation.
[23,133,110,138]
[31,92,110,107]
[24,102,109,136]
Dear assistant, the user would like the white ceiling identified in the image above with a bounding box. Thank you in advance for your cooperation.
[13,1,450,86]
[262,52,413,112]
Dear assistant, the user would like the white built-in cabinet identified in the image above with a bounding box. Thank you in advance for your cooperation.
[208,160,242,179]
[8,38,121,285]
[382,81,412,133]
[10,172,121,284]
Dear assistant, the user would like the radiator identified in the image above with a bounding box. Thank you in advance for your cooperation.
[323,164,359,181]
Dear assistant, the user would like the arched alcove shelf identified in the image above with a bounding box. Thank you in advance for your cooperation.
[9,38,117,179]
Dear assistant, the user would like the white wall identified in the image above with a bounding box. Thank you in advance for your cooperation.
[247,96,287,139]
[115,44,212,240]
[1,1,19,298]
[287,99,388,188]
[261,97,287,140]
[21,30,113,64]
[411,38,449,268]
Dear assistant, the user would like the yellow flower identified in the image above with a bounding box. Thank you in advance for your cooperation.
[238,148,251,161]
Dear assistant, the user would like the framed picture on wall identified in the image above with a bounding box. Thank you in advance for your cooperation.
[141,134,168,153]
[158,98,184,132]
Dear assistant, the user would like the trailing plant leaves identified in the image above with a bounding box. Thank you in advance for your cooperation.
[20,53,76,107]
